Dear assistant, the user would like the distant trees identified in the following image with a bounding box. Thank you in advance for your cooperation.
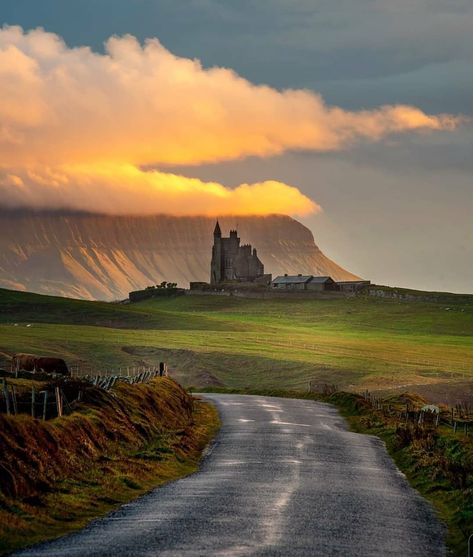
[145,281,178,290]
[157,281,177,289]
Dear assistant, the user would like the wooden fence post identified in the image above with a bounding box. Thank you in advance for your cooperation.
[55,387,63,417]
[31,386,36,418]
[12,386,18,415]
[42,391,48,421]
[2,379,10,415]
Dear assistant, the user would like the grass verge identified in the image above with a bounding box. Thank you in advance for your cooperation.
[193,386,472,556]
[0,377,219,555]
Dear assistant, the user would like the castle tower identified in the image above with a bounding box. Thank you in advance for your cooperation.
[210,221,222,285]
[210,221,266,285]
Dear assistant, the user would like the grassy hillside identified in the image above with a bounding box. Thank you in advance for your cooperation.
[1,288,473,391]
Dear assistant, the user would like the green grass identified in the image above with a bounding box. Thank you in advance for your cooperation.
[1,287,473,390]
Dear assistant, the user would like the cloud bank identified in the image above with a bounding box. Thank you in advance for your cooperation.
[0,26,461,215]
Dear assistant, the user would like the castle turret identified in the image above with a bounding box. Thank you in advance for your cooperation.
[210,220,222,285]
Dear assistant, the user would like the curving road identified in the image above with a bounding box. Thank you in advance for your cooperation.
[16,394,445,556]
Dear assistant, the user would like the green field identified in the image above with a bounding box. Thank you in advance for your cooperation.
[1,287,473,391]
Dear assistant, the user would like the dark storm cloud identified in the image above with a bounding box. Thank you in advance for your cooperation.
[2,0,473,112]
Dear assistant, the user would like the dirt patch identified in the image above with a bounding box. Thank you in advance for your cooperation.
[374,380,473,406]
[121,346,224,386]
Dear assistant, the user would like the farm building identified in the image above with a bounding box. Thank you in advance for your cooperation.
[272,275,339,291]
[307,276,339,291]
[272,274,312,290]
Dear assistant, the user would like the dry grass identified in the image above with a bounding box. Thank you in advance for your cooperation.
[0,377,219,555]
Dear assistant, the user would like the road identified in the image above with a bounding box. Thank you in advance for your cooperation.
[16,394,445,556]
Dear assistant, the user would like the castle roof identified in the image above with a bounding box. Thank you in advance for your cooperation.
[213,220,221,236]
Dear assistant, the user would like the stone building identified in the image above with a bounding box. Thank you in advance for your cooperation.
[272,275,339,291]
[271,274,370,292]
[210,221,268,285]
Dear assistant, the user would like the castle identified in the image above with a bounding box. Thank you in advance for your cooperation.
[210,221,269,285]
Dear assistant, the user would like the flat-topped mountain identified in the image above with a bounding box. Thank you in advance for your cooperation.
[0,212,358,300]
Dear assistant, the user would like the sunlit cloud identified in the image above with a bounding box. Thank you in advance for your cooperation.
[0,26,462,216]
[0,164,318,216]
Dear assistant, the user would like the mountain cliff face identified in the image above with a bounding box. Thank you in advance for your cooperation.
[0,212,358,300]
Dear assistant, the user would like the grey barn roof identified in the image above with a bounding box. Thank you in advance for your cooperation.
[273,275,313,284]
[308,276,333,283]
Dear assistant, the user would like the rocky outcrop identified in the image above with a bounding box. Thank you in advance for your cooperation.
[0,211,358,300]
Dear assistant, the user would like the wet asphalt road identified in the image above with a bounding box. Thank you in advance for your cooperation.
[16,394,445,556]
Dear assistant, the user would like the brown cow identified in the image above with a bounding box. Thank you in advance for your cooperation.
[34,357,69,376]
[11,353,38,372]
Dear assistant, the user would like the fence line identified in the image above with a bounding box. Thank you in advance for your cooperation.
[0,363,168,420]
[68,363,168,379]
[358,388,471,435]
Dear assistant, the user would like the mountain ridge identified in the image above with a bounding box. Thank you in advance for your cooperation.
[0,212,358,300]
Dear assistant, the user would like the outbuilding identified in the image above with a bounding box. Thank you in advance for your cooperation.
[306,276,339,291]
[272,274,340,291]
[272,274,313,290]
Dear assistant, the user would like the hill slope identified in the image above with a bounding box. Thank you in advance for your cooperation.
[0,212,357,300]
[1,287,472,392]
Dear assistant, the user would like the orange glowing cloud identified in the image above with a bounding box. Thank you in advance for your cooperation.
[0,164,318,216]
[0,26,462,216]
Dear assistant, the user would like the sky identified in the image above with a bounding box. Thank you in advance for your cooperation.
[0,0,472,293]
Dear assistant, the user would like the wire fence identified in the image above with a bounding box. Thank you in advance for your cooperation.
[307,381,472,436]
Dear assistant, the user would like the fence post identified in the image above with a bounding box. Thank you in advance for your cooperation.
[31,386,36,418]
[2,379,10,415]
[55,387,63,417]
[12,386,18,415]
[42,391,48,421]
